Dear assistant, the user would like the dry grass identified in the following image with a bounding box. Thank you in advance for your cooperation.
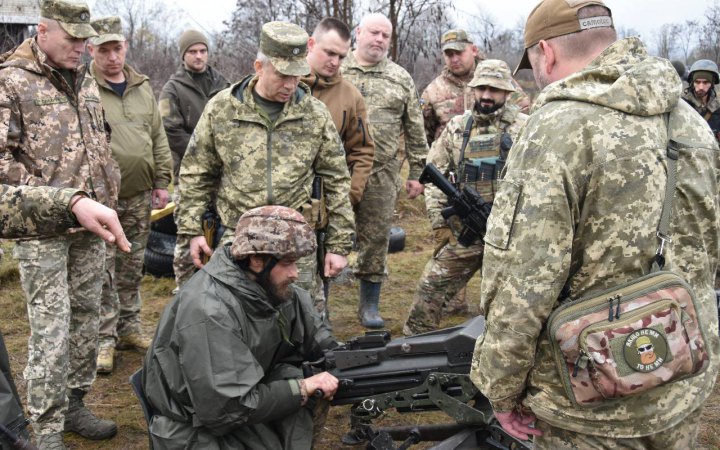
[1,186,718,450]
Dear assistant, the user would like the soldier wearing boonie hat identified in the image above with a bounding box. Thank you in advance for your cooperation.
[259,21,311,76]
[40,0,98,39]
[514,0,613,74]
[468,59,517,92]
[90,16,125,45]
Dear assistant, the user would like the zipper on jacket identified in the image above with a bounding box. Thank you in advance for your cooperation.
[266,126,274,204]
[359,118,367,147]
[340,111,347,134]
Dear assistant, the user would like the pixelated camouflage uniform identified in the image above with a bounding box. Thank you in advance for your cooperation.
[0,37,119,435]
[681,86,720,139]
[91,61,172,347]
[342,51,428,283]
[421,62,530,145]
[470,37,720,443]
[176,74,354,304]
[404,103,527,335]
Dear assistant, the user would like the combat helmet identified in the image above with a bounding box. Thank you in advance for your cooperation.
[230,205,317,261]
[688,59,720,84]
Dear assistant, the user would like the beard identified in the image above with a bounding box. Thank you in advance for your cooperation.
[473,99,503,115]
[258,276,295,306]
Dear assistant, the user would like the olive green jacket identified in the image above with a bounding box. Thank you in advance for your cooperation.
[143,246,337,449]
[91,63,172,198]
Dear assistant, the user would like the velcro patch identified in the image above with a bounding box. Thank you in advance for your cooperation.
[579,16,613,30]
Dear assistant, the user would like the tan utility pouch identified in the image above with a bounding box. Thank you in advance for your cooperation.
[547,271,709,408]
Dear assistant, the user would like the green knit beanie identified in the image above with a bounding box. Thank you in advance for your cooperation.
[178,29,209,58]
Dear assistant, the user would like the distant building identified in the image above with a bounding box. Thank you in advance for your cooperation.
[1,0,39,53]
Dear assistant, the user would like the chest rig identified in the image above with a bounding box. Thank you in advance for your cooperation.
[455,115,511,202]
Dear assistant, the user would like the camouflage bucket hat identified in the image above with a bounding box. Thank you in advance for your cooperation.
[230,206,317,261]
[90,16,125,46]
[468,59,516,92]
[260,21,310,76]
[441,29,473,52]
[40,0,98,39]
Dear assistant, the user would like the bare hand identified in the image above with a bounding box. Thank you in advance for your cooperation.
[494,410,543,441]
[189,235,213,268]
[71,195,131,253]
[323,252,347,277]
[152,188,170,209]
[304,371,339,400]
[405,180,424,199]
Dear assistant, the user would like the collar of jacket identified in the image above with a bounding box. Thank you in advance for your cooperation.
[344,50,388,73]
[171,63,222,94]
[90,61,148,93]
[231,73,308,112]
[300,70,342,93]
[201,245,297,317]
[471,102,520,128]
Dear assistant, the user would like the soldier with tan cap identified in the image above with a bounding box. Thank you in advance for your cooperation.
[0,0,120,448]
[87,16,172,374]
[403,59,527,336]
[174,21,354,318]
[421,29,530,146]
[471,0,720,448]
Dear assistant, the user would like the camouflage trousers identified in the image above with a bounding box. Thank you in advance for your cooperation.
[533,404,702,449]
[99,191,152,347]
[354,158,402,283]
[403,240,483,335]
[295,251,326,319]
[13,233,105,434]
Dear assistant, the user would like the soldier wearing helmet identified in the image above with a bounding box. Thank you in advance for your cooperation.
[143,205,339,449]
[682,59,720,140]
[403,60,528,336]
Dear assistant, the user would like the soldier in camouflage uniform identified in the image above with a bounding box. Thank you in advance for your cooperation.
[88,16,173,374]
[176,21,354,314]
[682,59,720,140]
[421,29,531,146]
[470,1,720,448]
[403,60,527,336]
[0,186,128,450]
[342,13,428,328]
[0,0,121,448]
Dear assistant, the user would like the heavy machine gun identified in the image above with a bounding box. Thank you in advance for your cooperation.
[309,317,532,450]
[419,163,493,247]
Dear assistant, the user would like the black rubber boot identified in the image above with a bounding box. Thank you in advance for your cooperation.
[64,389,117,440]
[358,280,385,328]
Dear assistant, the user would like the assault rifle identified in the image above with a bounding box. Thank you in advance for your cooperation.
[419,163,493,247]
[308,317,532,450]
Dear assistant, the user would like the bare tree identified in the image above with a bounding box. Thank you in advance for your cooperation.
[652,24,676,59]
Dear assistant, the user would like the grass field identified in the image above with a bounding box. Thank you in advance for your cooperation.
[1,187,718,449]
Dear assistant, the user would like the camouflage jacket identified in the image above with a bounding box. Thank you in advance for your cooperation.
[301,71,374,206]
[176,75,354,255]
[0,185,82,238]
[342,52,428,180]
[91,62,172,198]
[425,105,527,230]
[0,38,119,208]
[158,64,229,182]
[681,87,720,137]
[471,37,720,436]
[421,64,531,145]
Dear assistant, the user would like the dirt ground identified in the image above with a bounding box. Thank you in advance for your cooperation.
[1,192,719,450]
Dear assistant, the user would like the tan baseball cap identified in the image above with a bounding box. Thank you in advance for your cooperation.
[515,0,613,74]
[441,29,473,52]
[40,0,97,39]
[90,16,125,46]
[259,21,310,76]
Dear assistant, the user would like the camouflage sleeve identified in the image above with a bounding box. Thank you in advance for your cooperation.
[158,82,191,159]
[508,79,532,115]
[343,91,374,206]
[424,124,455,229]
[148,85,173,189]
[0,185,80,238]
[315,111,355,255]
[0,88,37,186]
[421,88,439,146]
[470,143,574,412]
[175,109,222,237]
[403,82,430,180]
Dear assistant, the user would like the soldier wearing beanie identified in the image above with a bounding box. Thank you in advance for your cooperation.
[173,21,354,330]
[0,0,121,448]
[403,59,527,337]
[471,0,720,448]
[143,206,339,448]
[159,29,229,291]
